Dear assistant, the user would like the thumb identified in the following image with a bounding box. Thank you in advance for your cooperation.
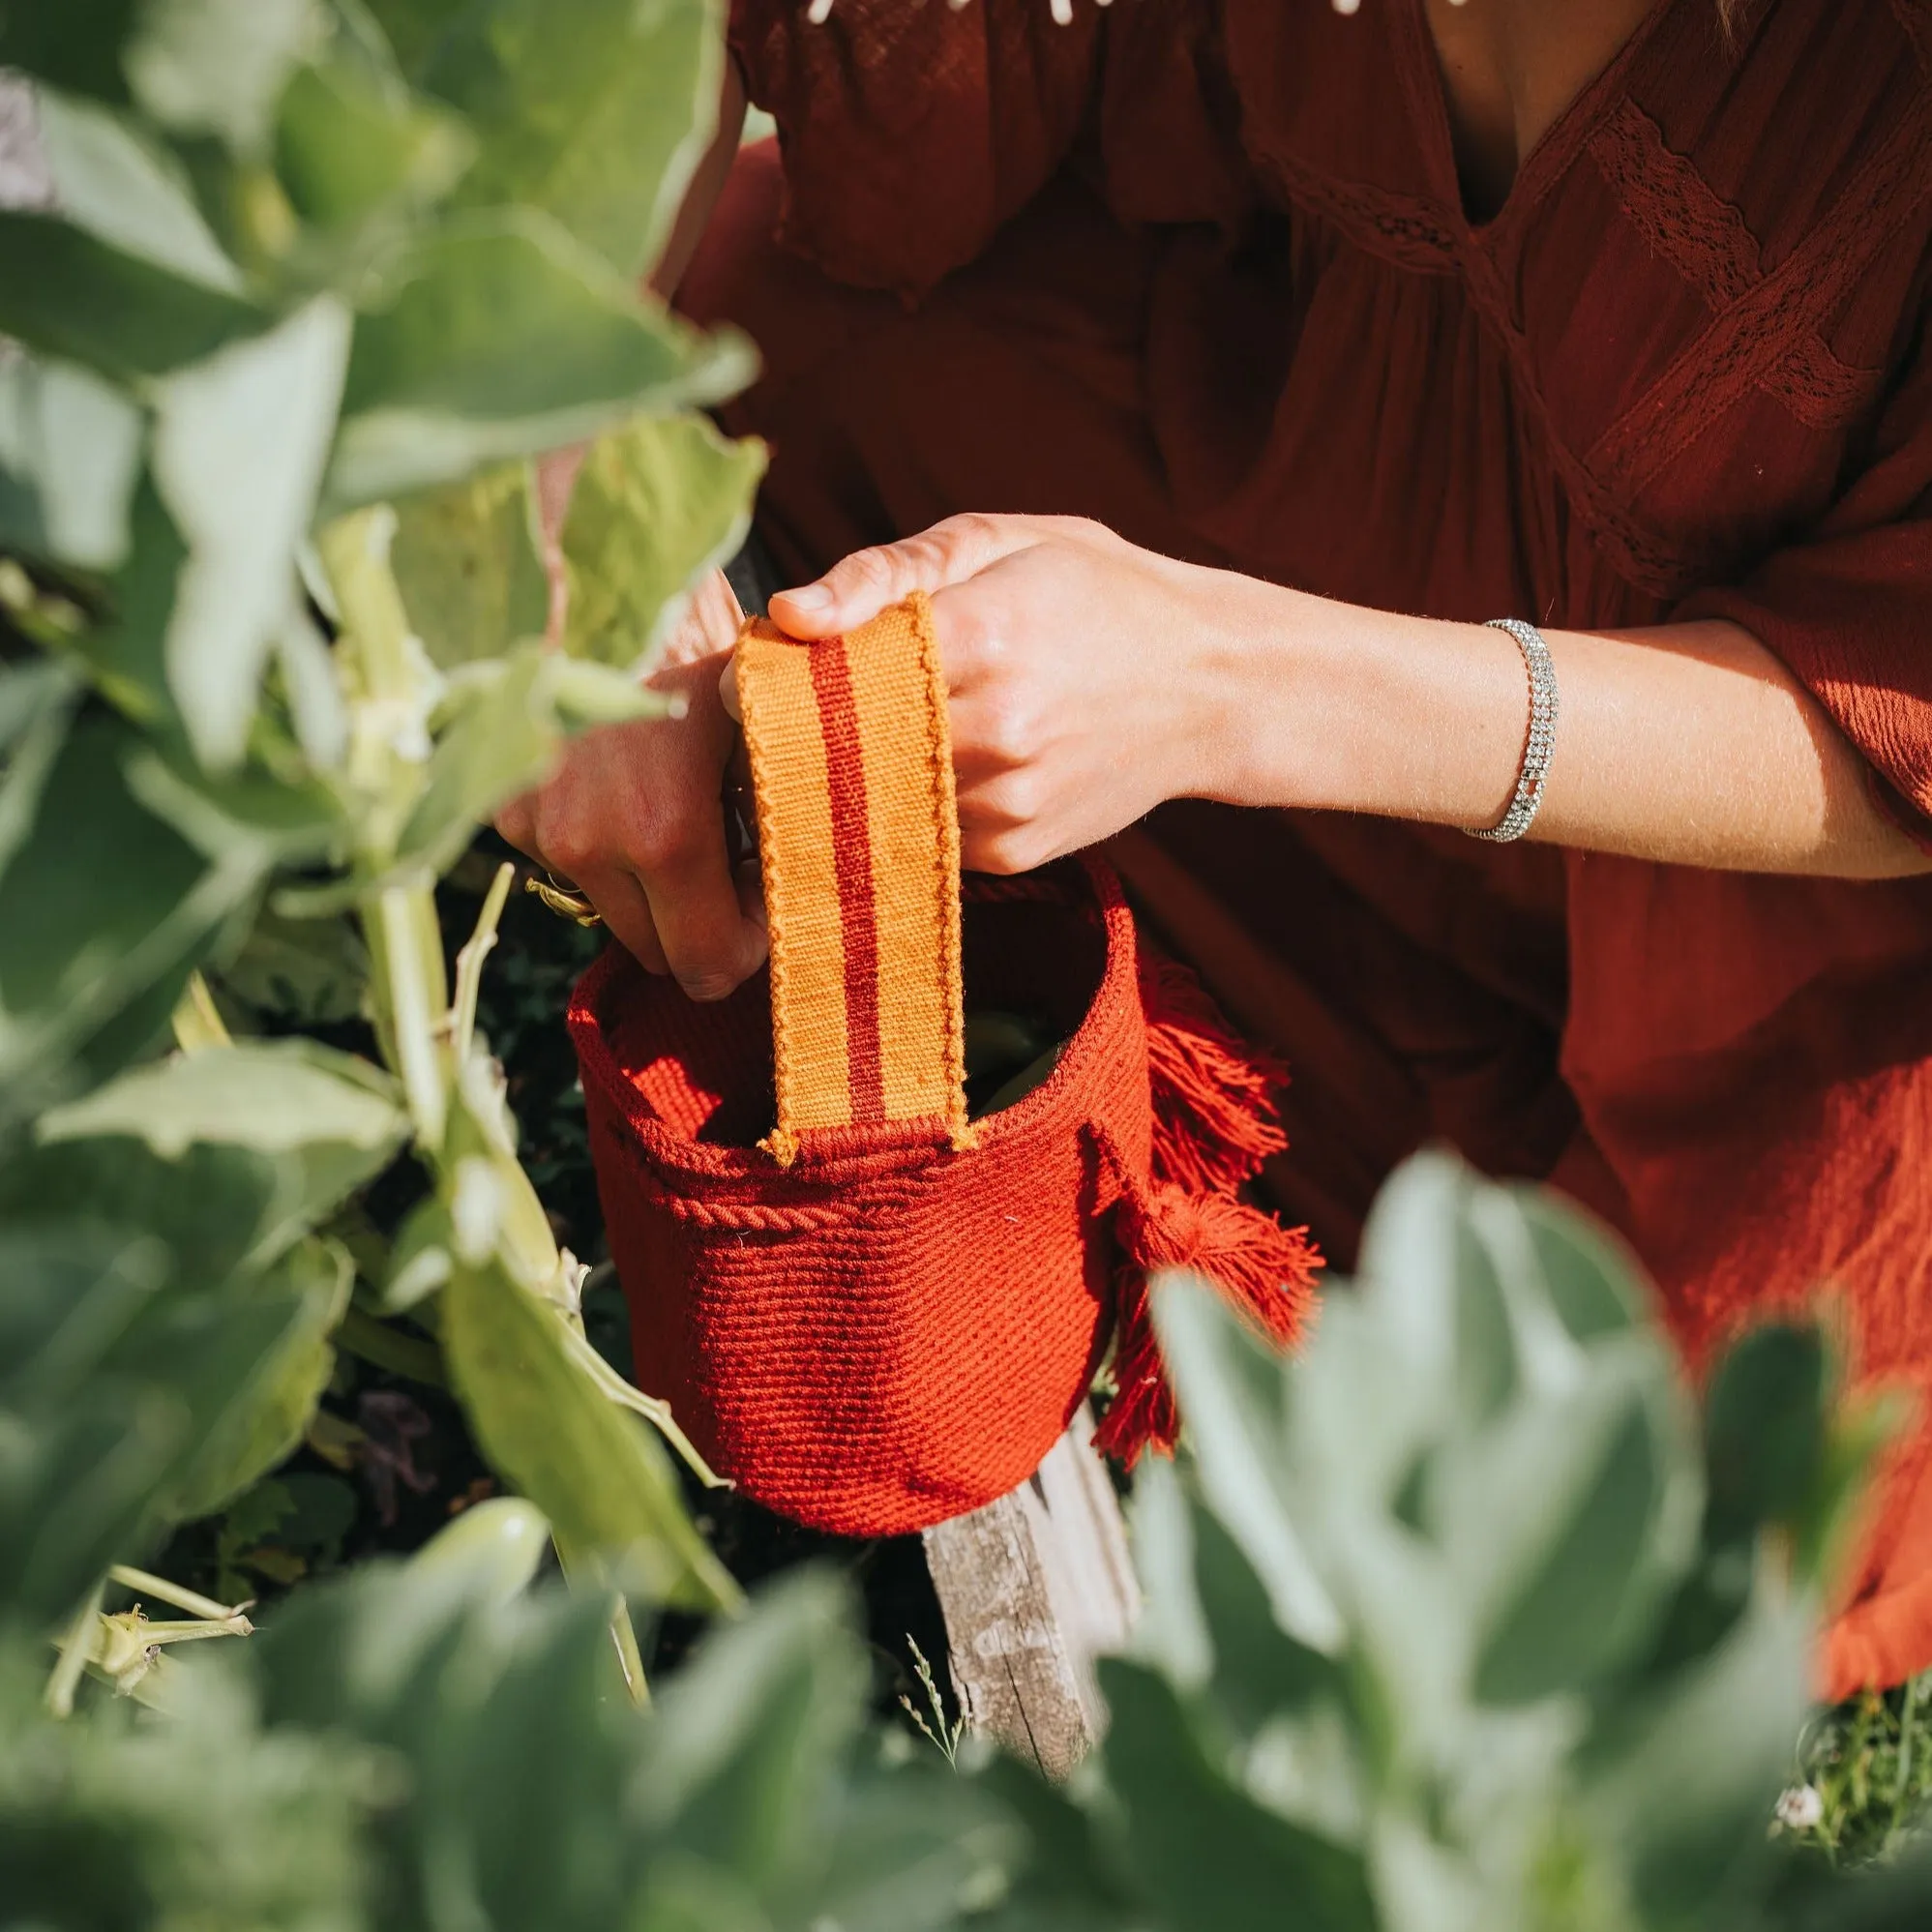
[768,514,1034,638]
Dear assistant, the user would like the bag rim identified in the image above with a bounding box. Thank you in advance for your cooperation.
[567,851,1140,1191]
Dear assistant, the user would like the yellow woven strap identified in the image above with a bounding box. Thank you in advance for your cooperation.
[733,591,971,1164]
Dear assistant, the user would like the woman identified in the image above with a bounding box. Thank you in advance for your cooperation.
[498,0,1932,1698]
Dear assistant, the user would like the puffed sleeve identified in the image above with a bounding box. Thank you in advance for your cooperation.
[729,0,1102,298]
[1679,301,1932,829]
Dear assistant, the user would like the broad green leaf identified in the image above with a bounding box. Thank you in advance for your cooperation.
[166,1234,354,1521]
[1096,1658,1376,1932]
[34,86,242,288]
[441,1253,740,1612]
[0,1118,375,1291]
[1577,1585,1813,1928]
[396,645,557,874]
[216,905,369,1023]
[1702,1322,1829,1547]
[0,210,269,381]
[123,0,324,153]
[392,645,666,875]
[0,355,142,570]
[360,0,476,75]
[424,0,723,281]
[404,1494,550,1605]
[151,295,352,767]
[1151,1276,1345,1653]
[1356,1149,1517,1442]
[327,213,754,508]
[561,411,763,669]
[0,1221,303,1622]
[0,1230,177,1622]
[635,1568,870,1895]
[390,461,550,668]
[1512,1185,1650,1345]
[274,48,472,231]
[1428,1335,1703,1707]
[39,1036,408,1161]
[78,477,189,725]
[0,709,265,1133]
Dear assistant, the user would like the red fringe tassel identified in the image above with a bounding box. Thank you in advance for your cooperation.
[1096,1185,1321,1464]
[1093,955,1323,1467]
[1140,953,1291,1195]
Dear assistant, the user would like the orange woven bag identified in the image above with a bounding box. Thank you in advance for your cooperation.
[569,593,1318,1535]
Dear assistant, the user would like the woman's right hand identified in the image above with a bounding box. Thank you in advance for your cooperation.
[494,568,769,999]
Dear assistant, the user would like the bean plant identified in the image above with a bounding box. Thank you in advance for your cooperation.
[3,4,1932,1928]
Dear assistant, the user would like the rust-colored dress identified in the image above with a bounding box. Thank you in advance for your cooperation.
[681,0,1932,1696]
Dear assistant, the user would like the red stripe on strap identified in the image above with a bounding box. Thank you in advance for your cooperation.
[809,638,885,1121]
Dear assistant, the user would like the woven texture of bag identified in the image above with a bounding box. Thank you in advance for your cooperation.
[570,593,1319,1535]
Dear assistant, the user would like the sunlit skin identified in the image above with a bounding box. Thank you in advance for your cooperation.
[495,0,1932,999]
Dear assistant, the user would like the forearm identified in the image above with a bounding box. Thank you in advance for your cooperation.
[1204,578,1932,880]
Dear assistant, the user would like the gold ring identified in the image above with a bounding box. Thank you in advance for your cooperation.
[524,871,605,928]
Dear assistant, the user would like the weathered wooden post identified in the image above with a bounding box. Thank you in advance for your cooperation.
[922,1408,1139,1780]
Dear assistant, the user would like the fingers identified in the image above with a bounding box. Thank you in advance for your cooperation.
[572,863,670,976]
[768,513,1038,638]
[624,787,769,999]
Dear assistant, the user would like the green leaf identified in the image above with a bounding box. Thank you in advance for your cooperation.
[274,47,473,231]
[1150,1275,1345,1653]
[0,1137,282,1285]
[396,645,556,874]
[424,0,723,281]
[403,1493,551,1604]
[440,1252,741,1612]
[166,1234,354,1520]
[1429,1335,1702,1707]
[151,295,352,767]
[561,410,763,669]
[392,644,667,876]
[0,708,266,1133]
[1096,1658,1376,1932]
[215,904,369,1024]
[123,0,325,153]
[0,1221,305,1622]
[0,354,143,570]
[0,210,270,381]
[328,213,754,508]
[389,461,550,669]
[34,86,243,288]
[1702,1322,1829,1546]
[39,1036,408,1161]
[1577,1585,1814,1929]
[359,0,475,75]
[635,1567,871,1898]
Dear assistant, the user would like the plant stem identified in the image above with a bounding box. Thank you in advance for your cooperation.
[106,1565,247,1622]
[44,1583,103,1718]
[170,971,232,1052]
[337,1304,448,1387]
[450,861,515,1064]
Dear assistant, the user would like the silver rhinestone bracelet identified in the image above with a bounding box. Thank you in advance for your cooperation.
[1463,617,1559,844]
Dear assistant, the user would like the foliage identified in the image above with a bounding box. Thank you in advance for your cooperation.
[0,0,758,1650]
[5,5,1932,1929]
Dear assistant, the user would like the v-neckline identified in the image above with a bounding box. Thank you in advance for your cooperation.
[1398,0,1680,240]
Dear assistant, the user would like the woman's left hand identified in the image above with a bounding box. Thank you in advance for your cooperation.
[744,515,1250,874]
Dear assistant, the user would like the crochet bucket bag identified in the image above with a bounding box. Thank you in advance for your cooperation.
[568,593,1318,1536]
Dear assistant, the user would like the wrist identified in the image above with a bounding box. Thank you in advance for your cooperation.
[1180,572,1337,810]
[1181,574,1530,827]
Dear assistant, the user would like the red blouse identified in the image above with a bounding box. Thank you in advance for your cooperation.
[702,0,1932,1695]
